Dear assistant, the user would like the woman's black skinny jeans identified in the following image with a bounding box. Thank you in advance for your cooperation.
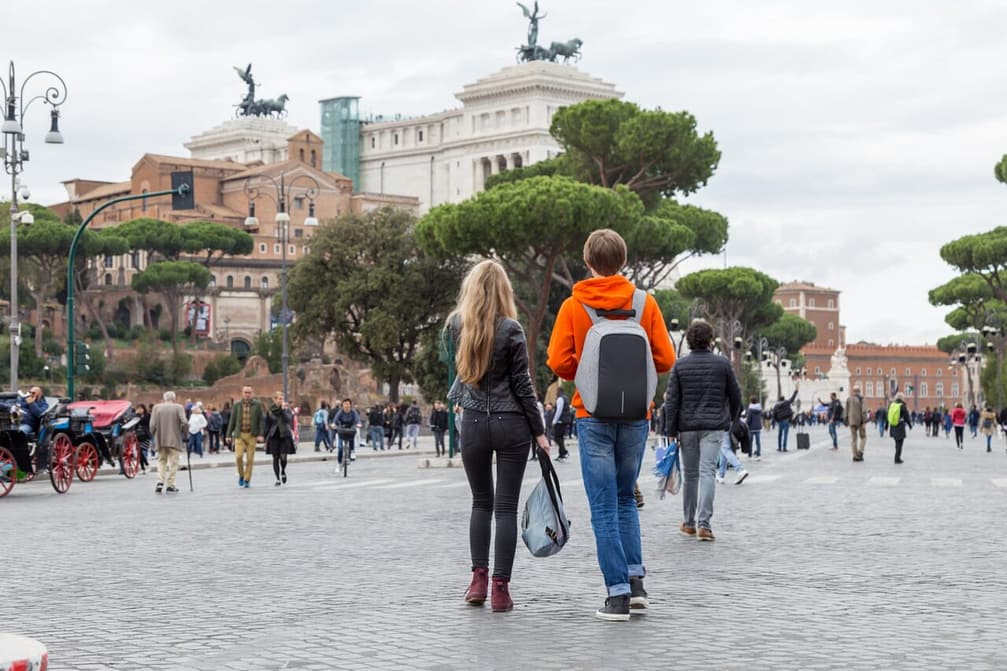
[461,410,530,579]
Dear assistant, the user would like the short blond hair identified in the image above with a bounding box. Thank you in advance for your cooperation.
[583,229,627,276]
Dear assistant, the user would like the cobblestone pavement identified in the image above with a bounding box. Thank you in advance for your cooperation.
[4,426,1006,670]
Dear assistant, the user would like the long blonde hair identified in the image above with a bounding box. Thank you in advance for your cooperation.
[450,260,518,385]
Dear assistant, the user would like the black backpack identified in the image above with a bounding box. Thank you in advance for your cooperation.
[558,396,573,424]
[406,406,422,424]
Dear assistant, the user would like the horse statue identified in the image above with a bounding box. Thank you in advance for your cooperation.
[516,44,553,63]
[250,94,289,119]
[548,38,583,63]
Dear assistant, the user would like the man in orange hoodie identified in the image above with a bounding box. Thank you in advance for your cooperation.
[547,229,675,621]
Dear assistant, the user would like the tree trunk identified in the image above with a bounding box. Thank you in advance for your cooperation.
[167,289,179,356]
[387,373,400,403]
[74,271,114,360]
[775,364,782,400]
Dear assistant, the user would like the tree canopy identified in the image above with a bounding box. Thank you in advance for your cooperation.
[289,207,464,403]
[132,260,210,353]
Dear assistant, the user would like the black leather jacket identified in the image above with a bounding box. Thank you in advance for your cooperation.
[447,317,545,437]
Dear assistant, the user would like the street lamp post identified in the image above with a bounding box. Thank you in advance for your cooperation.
[243,172,319,400]
[2,61,67,391]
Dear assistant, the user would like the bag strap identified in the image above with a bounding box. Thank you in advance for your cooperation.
[535,447,564,506]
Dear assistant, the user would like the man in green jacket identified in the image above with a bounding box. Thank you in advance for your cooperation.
[226,386,265,488]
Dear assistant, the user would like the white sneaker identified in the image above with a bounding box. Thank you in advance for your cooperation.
[753,455,762,462]
[735,470,749,485]
[715,475,725,484]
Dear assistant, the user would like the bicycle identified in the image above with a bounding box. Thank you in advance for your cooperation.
[336,427,357,478]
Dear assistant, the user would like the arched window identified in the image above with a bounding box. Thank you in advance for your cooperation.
[209,275,216,287]
[299,148,305,162]
[244,276,252,289]
[828,322,835,330]
[855,367,862,375]
[104,273,113,286]
[226,275,234,288]
[310,149,317,167]
[261,277,269,289]
[905,367,912,376]
[828,299,835,308]
[936,382,944,397]
[808,298,816,308]
[951,383,960,398]
[920,382,928,398]
[936,368,943,377]
[920,368,927,377]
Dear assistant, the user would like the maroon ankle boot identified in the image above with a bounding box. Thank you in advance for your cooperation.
[491,576,513,612]
[464,567,489,605]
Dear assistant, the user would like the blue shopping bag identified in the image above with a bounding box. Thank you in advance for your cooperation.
[653,439,682,499]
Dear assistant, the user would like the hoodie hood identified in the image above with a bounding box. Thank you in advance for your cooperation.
[748,403,763,411]
[572,275,637,311]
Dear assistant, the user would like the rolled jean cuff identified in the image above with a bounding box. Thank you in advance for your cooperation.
[607,582,631,597]
[628,564,645,579]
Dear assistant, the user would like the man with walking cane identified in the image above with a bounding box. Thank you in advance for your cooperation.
[150,391,188,494]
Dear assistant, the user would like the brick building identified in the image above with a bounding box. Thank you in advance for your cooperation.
[773,281,845,377]
[843,343,963,412]
[47,132,417,356]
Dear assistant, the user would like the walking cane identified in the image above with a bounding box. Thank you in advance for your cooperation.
[186,445,193,492]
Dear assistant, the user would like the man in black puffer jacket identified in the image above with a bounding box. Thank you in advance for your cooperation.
[663,319,741,542]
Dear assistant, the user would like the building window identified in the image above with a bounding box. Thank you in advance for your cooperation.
[244,276,251,289]
[905,367,912,376]
[828,339,834,346]
[789,299,796,308]
[866,367,872,375]
[141,188,148,213]
[815,366,822,375]
[303,246,310,255]
[865,382,874,397]
[903,382,911,395]
[936,368,943,377]
[259,243,266,253]
[936,383,944,397]
[828,299,835,308]
[289,244,296,255]
[274,243,281,254]
[394,133,399,145]
[310,149,317,167]
[809,298,816,307]
[294,228,303,239]
[919,368,926,377]
[131,251,141,269]
[855,367,861,375]
[418,129,424,142]
[890,368,896,376]
[261,277,269,289]
[294,196,304,210]
[920,382,928,398]
[299,148,305,162]
[828,322,835,330]
[370,137,376,149]
[877,380,884,395]
[104,254,114,268]
[104,273,112,286]
[226,275,233,288]
[951,383,960,398]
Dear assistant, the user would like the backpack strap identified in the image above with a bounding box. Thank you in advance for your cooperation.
[579,289,647,323]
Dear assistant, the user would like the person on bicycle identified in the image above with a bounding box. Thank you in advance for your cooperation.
[330,399,361,466]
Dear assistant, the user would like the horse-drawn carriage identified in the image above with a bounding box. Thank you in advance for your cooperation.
[67,400,142,481]
[0,392,76,497]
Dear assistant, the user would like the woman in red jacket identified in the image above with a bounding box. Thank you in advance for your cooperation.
[951,402,967,449]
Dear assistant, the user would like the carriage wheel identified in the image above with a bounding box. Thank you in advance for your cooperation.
[49,433,75,494]
[75,441,100,482]
[0,445,16,498]
[121,433,140,479]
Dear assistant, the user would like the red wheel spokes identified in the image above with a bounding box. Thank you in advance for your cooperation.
[50,433,75,494]
[121,434,140,479]
[75,442,99,482]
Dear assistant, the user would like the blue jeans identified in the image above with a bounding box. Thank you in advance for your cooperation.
[369,426,385,450]
[828,421,838,447]
[576,417,649,597]
[751,430,762,456]
[314,424,332,451]
[878,419,886,437]
[718,433,744,478]
[680,430,722,530]
[337,433,355,463]
[777,420,790,451]
[188,432,203,456]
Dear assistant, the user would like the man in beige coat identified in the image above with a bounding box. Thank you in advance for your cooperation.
[150,391,188,493]
[846,386,867,462]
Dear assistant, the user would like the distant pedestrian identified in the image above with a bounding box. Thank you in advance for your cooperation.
[968,404,980,438]
[430,400,449,457]
[449,260,549,613]
[552,387,571,461]
[951,402,967,449]
[368,403,386,451]
[391,404,404,449]
[187,404,207,458]
[980,404,997,452]
[313,401,332,452]
[265,391,296,485]
[226,386,265,488]
[888,393,911,464]
[876,405,888,437]
[135,403,151,474]
[772,387,800,451]
[746,397,763,461]
[207,406,223,454]
[404,400,422,449]
[150,391,187,494]
[846,386,867,462]
[220,402,232,451]
[819,392,843,450]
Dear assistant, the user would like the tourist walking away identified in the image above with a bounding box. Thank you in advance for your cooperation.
[547,229,675,621]
[150,391,188,494]
[846,385,867,462]
[819,392,843,449]
[368,403,386,451]
[876,405,888,437]
[331,399,361,465]
[951,402,967,449]
[135,403,151,474]
[716,423,749,484]
[206,406,223,454]
[980,404,997,452]
[187,403,207,457]
[430,400,449,457]
[313,402,332,452]
[265,392,296,485]
[226,386,265,488]
[664,319,740,544]
[746,397,763,460]
[404,400,422,449]
[220,402,232,451]
[772,387,800,451]
[968,404,980,438]
[552,387,571,461]
[447,260,549,614]
[391,404,404,449]
[888,393,911,464]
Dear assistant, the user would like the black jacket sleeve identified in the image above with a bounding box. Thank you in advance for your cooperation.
[726,362,742,421]
[663,366,682,436]
[506,322,545,437]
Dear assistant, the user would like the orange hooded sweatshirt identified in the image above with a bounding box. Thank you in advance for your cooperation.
[547,275,676,418]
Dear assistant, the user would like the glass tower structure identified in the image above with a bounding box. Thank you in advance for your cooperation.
[319,96,361,189]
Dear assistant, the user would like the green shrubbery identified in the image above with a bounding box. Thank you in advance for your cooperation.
[202,354,243,385]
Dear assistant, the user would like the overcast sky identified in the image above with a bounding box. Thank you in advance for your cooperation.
[5,0,1005,346]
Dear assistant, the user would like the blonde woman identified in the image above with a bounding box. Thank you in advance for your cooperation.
[447,260,550,613]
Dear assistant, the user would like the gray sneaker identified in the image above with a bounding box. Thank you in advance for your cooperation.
[629,577,649,610]
[595,594,631,621]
